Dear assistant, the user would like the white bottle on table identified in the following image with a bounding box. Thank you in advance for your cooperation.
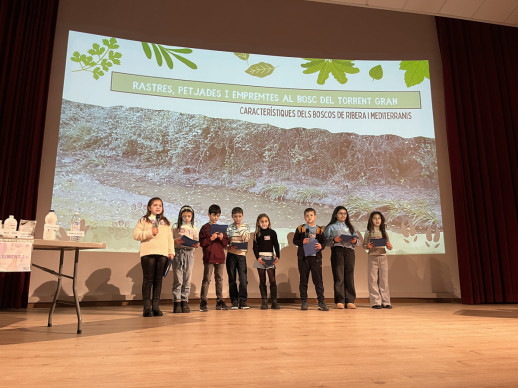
[3,215,18,237]
[70,212,82,242]
[43,210,58,240]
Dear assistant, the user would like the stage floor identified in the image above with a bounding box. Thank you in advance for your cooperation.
[1,302,518,387]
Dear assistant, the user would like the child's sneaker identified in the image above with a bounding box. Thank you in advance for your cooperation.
[231,300,239,310]
[346,302,357,309]
[216,300,229,310]
[239,301,250,310]
[318,302,329,311]
[199,300,208,312]
[301,300,309,310]
[382,304,393,309]
[335,303,345,309]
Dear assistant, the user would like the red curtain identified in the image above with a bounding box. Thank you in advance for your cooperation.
[0,0,59,308]
[436,17,518,303]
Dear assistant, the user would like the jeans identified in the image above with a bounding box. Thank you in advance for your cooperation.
[200,263,225,302]
[226,253,248,302]
[330,246,356,304]
[172,249,195,302]
[298,256,325,303]
[141,254,167,302]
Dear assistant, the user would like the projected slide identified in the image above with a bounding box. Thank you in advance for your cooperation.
[52,30,443,254]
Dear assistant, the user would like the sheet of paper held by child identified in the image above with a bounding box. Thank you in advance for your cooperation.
[303,239,319,256]
[209,224,228,235]
[261,257,276,266]
[370,238,387,247]
[181,235,199,247]
[163,258,173,277]
[231,242,249,250]
[339,234,356,243]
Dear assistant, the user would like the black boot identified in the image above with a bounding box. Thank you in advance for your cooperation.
[143,299,153,317]
[173,301,182,313]
[260,285,268,310]
[142,280,153,317]
[270,284,280,309]
[152,275,164,316]
[152,298,163,316]
[181,301,190,313]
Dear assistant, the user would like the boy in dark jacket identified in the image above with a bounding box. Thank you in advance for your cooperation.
[293,208,328,311]
[199,204,229,311]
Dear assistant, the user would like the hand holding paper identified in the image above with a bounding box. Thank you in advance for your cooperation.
[163,258,173,277]
[181,235,199,247]
[231,242,248,250]
[370,238,387,247]
[209,224,228,235]
[303,240,319,256]
[339,234,355,243]
[260,256,276,266]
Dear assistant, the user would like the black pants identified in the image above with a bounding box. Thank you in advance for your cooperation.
[141,254,167,301]
[330,247,356,304]
[298,256,325,303]
[226,253,248,302]
[257,267,277,287]
[258,268,277,300]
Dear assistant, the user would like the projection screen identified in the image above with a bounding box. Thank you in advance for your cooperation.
[52,30,443,254]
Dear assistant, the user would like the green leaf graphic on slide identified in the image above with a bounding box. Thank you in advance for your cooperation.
[399,60,429,87]
[70,38,122,80]
[234,53,250,62]
[142,43,197,70]
[369,65,383,80]
[301,59,359,85]
[245,62,275,78]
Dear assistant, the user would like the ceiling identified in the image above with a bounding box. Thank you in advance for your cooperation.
[308,0,518,27]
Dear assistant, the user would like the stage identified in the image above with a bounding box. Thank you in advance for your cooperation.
[1,302,517,387]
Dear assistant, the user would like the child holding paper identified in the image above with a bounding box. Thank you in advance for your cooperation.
[226,207,251,309]
[133,197,175,317]
[199,204,229,311]
[172,205,200,314]
[293,208,328,311]
[324,206,360,310]
[252,213,280,309]
[363,211,393,309]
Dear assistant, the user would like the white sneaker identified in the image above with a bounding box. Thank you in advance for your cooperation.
[346,303,357,309]
[336,303,345,309]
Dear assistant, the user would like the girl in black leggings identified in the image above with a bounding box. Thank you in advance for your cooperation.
[133,197,175,317]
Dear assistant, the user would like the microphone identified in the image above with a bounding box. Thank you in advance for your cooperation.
[155,214,161,229]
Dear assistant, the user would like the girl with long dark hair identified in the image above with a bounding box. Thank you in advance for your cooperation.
[324,206,360,309]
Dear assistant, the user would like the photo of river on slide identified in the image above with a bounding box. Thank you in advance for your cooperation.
[51,100,444,254]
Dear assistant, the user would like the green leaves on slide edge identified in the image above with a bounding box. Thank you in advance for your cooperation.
[70,38,122,80]
[235,53,276,78]
[369,65,383,80]
[71,39,428,87]
[234,53,250,62]
[399,60,429,87]
[142,43,197,70]
[301,58,359,85]
[245,62,275,78]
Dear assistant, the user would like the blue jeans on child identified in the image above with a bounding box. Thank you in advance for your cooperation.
[172,248,195,302]
[226,253,248,302]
